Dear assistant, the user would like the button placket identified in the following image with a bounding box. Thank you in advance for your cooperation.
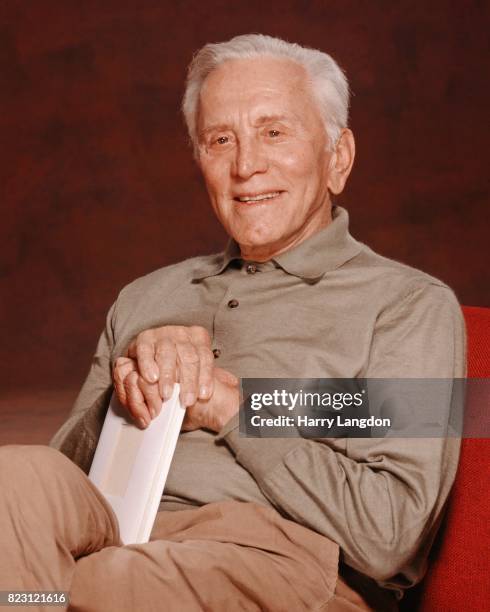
[212,275,244,364]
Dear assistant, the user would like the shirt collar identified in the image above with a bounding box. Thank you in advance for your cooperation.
[192,239,242,280]
[192,206,362,281]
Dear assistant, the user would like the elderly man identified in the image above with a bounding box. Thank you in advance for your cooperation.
[0,35,465,611]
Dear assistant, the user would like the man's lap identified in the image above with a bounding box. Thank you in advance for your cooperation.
[71,499,340,611]
[0,445,372,611]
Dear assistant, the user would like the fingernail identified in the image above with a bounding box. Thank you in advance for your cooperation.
[150,407,156,419]
[139,417,148,428]
[148,370,158,383]
[163,384,173,399]
[184,392,196,406]
[199,385,210,399]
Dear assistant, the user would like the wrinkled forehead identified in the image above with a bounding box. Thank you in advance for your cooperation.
[197,56,320,129]
[201,56,310,92]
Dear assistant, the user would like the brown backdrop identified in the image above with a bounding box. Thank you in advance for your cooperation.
[1,0,489,392]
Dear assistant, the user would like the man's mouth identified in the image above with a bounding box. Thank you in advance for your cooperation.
[234,191,283,203]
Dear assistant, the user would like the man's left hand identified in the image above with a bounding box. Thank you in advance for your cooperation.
[182,366,240,432]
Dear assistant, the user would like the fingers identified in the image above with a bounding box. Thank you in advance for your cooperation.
[154,338,178,401]
[196,345,214,400]
[114,357,239,433]
[127,335,159,384]
[180,366,240,433]
[137,377,163,420]
[181,408,197,432]
[214,367,239,388]
[175,341,200,407]
[175,326,212,405]
[114,357,164,427]
[124,371,151,428]
[113,357,137,405]
[125,325,215,408]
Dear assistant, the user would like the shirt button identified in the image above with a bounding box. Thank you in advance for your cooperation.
[213,348,221,359]
[246,264,257,274]
[227,299,239,308]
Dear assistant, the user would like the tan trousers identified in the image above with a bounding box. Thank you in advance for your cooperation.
[0,445,375,612]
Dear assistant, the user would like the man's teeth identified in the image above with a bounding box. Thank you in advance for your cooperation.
[237,192,281,202]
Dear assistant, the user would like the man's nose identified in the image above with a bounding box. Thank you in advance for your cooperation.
[232,138,268,179]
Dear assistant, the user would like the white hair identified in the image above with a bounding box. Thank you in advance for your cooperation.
[182,33,350,155]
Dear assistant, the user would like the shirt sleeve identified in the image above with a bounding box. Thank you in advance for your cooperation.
[217,283,466,584]
[49,302,117,474]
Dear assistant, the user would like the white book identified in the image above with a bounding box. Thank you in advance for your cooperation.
[88,384,185,545]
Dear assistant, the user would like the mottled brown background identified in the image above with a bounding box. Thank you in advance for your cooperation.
[1,0,489,405]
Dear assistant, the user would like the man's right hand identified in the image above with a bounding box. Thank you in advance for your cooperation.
[113,353,239,431]
[113,325,215,426]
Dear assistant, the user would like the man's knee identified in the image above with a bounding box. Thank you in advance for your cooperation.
[0,445,78,490]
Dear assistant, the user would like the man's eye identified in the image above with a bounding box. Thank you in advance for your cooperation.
[268,129,280,137]
[216,136,229,145]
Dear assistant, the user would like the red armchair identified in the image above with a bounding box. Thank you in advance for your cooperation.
[402,306,490,610]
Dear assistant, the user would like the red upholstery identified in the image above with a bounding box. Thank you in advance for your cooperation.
[407,306,490,610]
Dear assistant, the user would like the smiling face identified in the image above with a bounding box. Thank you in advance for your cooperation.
[196,56,352,261]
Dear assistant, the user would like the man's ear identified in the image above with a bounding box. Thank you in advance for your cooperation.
[327,128,355,195]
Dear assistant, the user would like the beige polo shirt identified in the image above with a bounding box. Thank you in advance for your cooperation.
[50,206,466,595]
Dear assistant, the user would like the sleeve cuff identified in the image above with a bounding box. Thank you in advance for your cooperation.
[216,413,304,479]
[215,412,240,441]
